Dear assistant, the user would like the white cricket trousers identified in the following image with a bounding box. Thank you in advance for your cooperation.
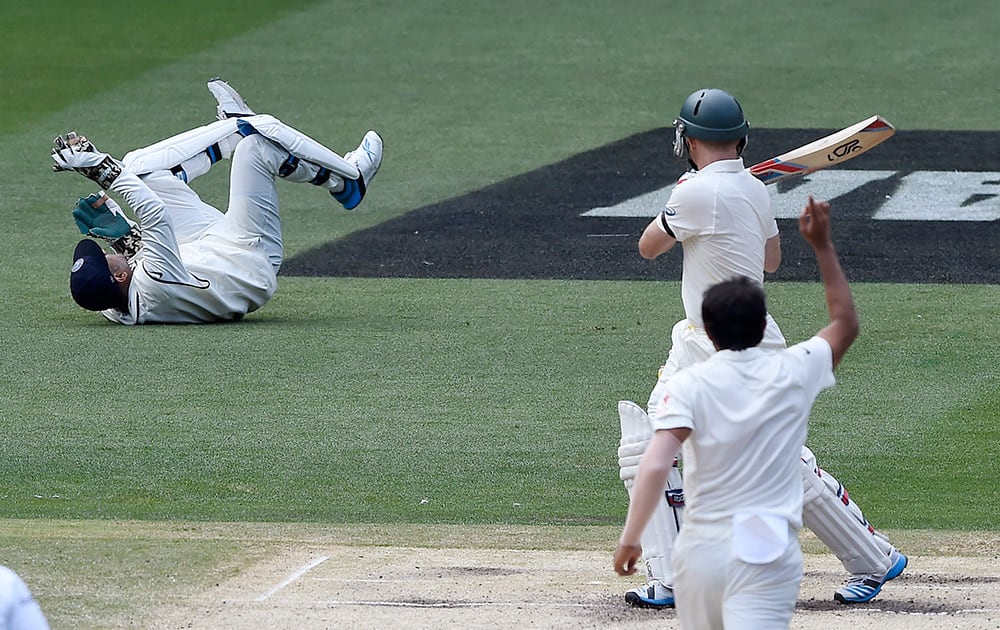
[139,134,287,272]
[673,521,802,630]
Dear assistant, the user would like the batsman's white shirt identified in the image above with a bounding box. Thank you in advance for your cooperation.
[647,158,783,413]
[99,137,282,325]
[662,158,777,328]
[650,336,836,529]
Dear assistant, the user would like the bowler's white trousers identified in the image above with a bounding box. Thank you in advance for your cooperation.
[673,520,801,630]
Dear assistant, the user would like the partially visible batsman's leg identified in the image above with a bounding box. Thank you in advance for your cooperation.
[800,446,908,604]
[618,400,681,609]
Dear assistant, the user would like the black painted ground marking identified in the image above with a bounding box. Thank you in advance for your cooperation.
[284,129,1000,284]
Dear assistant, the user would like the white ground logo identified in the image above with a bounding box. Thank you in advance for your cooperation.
[585,170,1000,221]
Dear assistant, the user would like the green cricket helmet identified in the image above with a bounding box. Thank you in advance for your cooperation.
[672,88,749,157]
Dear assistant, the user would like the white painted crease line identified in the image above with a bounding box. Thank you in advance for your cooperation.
[310,600,598,609]
[838,607,1000,616]
[314,577,422,583]
[255,556,330,602]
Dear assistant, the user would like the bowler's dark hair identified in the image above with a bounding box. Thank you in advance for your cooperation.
[701,276,767,350]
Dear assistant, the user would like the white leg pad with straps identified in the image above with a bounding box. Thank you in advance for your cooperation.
[618,400,683,587]
[234,114,359,180]
[122,119,244,177]
[800,446,893,575]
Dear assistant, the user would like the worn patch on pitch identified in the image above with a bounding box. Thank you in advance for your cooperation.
[283,129,1000,283]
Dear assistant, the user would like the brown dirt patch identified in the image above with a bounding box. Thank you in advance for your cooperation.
[148,527,1000,629]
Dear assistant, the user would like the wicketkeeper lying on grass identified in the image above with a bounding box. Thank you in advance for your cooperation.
[53,78,383,324]
[615,196,863,629]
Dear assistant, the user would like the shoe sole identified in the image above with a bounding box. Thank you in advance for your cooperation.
[207,79,254,118]
[360,131,384,182]
[624,592,675,609]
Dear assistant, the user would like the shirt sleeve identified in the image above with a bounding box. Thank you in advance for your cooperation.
[663,174,713,242]
[754,177,778,240]
[788,336,837,399]
[648,370,697,432]
[109,172,195,284]
[765,216,779,239]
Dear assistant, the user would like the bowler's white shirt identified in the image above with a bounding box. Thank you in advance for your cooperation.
[660,159,777,327]
[649,336,836,528]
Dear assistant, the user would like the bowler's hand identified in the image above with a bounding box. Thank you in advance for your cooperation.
[798,195,833,251]
[613,542,642,576]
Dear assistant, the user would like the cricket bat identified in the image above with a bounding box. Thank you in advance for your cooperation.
[747,115,895,186]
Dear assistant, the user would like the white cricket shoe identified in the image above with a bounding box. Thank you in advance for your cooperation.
[347,130,383,186]
[333,130,383,210]
[207,77,255,120]
[624,579,675,609]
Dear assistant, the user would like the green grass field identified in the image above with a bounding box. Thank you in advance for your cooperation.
[0,1,997,625]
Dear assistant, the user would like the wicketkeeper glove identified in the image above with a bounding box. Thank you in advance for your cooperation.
[51,132,123,189]
[72,192,143,259]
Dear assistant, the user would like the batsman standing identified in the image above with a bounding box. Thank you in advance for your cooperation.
[55,78,383,324]
[617,88,906,608]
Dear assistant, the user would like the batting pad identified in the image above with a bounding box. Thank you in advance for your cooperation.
[800,450,893,575]
[122,119,244,176]
[618,400,683,586]
[235,115,359,180]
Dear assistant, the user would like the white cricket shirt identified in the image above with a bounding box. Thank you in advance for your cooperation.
[99,172,277,324]
[649,336,836,528]
[661,158,776,327]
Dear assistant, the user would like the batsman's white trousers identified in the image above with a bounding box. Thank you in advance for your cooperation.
[138,134,289,272]
[674,520,801,630]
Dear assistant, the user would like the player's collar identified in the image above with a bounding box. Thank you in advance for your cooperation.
[698,158,746,173]
[714,346,769,361]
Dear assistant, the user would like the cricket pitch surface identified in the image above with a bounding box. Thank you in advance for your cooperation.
[150,526,999,629]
